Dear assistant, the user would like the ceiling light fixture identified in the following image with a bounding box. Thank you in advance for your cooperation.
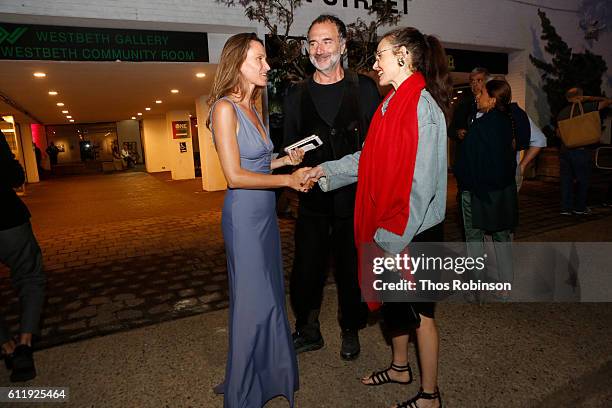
[457,90,463,94]
[131,116,136,120]
[155,100,162,104]
[195,72,206,78]
[62,110,69,114]
[69,119,75,122]
[56,102,64,106]
[33,72,46,78]
[145,107,151,111]
[171,89,179,94]
[48,91,58,95]
[66,115,72,119]
[137,113,142,116]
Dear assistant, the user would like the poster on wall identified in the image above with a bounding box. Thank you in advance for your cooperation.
[172,121,190,139]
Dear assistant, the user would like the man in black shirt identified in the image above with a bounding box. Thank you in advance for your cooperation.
[45,141,59,167]
[0,133,46,382]
[283,15,380,360]
[449,67,489,151]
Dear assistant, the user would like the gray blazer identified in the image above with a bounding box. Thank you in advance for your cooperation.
[318,89,447,254]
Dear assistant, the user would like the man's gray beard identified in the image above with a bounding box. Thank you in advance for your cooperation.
[310,52,342,74]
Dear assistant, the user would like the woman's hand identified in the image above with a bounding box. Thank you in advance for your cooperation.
[271,148,305,170]
[287,167,313,192]
[284,148,305,166]
[305,166,325,182]
[298,166,324,190]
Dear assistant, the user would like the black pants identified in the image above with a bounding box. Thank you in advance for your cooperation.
[290,214,367,334]
[0,222,46,344]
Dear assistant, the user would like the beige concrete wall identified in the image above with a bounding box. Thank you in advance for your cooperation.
[18,122,40,183]
[165,110,195,180]
[142,115,170,173]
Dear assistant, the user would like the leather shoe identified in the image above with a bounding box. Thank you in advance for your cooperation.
[340,329,360,360]
[292,330,324,354]
[10,345,36,382]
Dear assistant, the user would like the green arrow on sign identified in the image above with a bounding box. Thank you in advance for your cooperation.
[0,26,28,45]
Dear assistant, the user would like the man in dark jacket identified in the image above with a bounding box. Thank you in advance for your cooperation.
[449,67,489,151]
[283,15,380,360]
[45,141,59,167]
[0,134,46,382]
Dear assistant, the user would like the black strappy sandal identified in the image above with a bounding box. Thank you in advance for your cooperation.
[362,362,413,386]
[396,387,442,408]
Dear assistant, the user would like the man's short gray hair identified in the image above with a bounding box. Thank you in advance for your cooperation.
[470,67,490,78]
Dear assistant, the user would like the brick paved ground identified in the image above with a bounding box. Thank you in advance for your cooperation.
[1,170,611,349]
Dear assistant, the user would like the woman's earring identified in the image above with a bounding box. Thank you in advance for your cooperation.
[397,57,405,67]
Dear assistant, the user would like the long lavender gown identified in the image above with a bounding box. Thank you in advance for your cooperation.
[212,98,299,408]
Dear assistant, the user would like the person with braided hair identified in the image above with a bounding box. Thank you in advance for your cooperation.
[454,79,517,300]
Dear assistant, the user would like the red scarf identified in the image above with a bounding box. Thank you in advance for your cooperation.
[355,72,426,311]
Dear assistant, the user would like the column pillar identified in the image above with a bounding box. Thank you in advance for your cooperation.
[142,115,169,173]
[195,95,227,191]
[165,110,195,180]
[18,122,39,183]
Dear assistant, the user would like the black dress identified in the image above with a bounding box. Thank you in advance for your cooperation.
[454,109,518,232]
[382,223,443,332]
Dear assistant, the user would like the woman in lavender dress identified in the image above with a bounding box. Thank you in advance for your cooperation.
[207,33,309,407]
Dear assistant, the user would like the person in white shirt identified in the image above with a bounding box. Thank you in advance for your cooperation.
[516,116,547,190]
[120,143,135,168]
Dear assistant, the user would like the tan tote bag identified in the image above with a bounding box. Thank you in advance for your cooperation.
[558,102,601,148]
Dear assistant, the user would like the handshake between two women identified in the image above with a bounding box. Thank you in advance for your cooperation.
[287,166,325,193]
[280,148,325,193]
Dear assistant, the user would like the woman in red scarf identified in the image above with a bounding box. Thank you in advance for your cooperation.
[307,27,452,408]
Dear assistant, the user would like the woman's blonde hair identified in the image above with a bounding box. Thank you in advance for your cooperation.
[206,33,264,129]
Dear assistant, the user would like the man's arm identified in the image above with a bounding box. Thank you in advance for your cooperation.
[579,96,612,111]
[597,98,612,111]
[519,146,542,174]
[519,116,547,173]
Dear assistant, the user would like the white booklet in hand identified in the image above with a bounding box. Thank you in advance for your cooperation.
[284,134,323,154]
